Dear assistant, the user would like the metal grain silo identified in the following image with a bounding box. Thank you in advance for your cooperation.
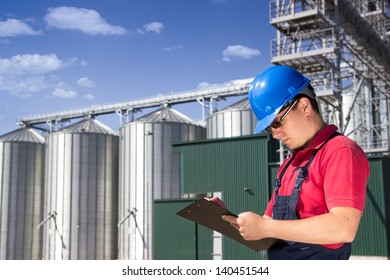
[206,98,257,139]
[0,127,45,260]
[42,118,119,260]
[118,106,205,260]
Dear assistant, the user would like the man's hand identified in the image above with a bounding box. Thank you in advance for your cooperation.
[223,212,267,240]
[205,197,228,210]
[221,215,239,230]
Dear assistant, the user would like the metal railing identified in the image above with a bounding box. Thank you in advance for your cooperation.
[18,78,253,126]
[271,28,335,60]
[269,0,321,20]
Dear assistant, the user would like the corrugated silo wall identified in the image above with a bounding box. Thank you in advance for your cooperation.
[118,121,205,260]
[206,100,257,139]
[42,131,119,260]
[0,139,45,259]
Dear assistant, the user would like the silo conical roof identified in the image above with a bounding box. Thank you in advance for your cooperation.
[0,127,45,144]
[206,97,256,139]
[61,118,118,135]
[136,107,201,126]
[219,98,251,112]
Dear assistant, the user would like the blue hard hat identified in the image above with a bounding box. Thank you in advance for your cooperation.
[248,65,311,133]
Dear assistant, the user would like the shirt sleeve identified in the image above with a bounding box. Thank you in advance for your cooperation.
[322,142,369,212]
[264,193,274,217]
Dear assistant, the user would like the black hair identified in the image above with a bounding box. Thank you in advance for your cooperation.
[293,93,320,113]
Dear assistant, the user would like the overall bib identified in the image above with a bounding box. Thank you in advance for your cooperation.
[268,134,352,260]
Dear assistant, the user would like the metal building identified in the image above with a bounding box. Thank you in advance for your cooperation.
[156,134,274,260]
[0,127,45,260]
[117,106,205,260]
[41,118,119,260]
[154,135,390,259]
[206,98,257,139]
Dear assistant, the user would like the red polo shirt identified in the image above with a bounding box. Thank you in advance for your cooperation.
[265,125,369,249]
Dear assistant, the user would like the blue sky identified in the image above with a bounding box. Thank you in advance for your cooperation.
[0,0,274,135]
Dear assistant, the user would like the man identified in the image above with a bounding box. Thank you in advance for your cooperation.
[219,65,369,259]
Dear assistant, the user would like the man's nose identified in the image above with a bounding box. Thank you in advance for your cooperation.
[271,127,281,139]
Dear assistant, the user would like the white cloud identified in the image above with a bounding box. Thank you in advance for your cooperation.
[197,78,254,89]
[197,81,235,89]
[0,18,42,37]
[163,44,183,51]
[164,45,183,52]
[77,77,95,88]
[45,6,127,35]
[138,22,164,34]
[0,54,63,76]
[52,88,77,98]
[84,94,95,100]
[0,74,62,97]
[0,54,86,99]
[222,45,261,62]
[63,57,89,68]
[80,60,89,67]
[197,82,213,89]
[0,76,45,92]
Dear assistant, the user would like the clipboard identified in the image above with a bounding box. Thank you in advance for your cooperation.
[176,198,276,251]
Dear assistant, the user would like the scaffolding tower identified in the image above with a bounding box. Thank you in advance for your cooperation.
[269,0,390,154]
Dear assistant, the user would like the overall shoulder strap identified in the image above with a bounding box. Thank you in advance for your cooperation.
[294,131,341,189]
[274,131,341,192]
[274,154,295,191]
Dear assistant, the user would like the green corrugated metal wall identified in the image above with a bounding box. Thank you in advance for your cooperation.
[154,135,390,259]
[172,134,274,260]
[175,135,270,198]
[352,156,390,257]
[154,199,212,260]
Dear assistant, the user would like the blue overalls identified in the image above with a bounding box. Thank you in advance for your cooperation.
[268,134,352,260]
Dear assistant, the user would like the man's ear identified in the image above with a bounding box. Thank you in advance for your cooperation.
[299,97,311,114]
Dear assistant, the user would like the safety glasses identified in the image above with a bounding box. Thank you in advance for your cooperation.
[265,98,300,132]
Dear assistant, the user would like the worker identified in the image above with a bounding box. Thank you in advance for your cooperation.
[217,65,369,259]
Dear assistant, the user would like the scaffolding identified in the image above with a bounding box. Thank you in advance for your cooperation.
[269,0,390,155]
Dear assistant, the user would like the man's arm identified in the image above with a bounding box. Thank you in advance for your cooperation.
[222,206,361,244]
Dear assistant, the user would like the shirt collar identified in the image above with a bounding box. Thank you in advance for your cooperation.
[293,124,339,154]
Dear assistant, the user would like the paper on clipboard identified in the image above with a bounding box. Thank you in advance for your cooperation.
[176,198,275,251]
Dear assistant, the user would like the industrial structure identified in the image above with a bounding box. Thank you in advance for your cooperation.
[117,107,205,260]
[206,98,257,139]
[15,0,390,157]
[40,118,119,260]
[17,78,253,132]
[269,0,390,155]
[0,128,45,260]
[0,0,390,259]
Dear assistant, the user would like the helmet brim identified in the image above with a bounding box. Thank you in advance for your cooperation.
[253,104,282,133]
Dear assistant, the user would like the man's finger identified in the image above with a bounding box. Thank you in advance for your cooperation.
[221,215,239,230]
